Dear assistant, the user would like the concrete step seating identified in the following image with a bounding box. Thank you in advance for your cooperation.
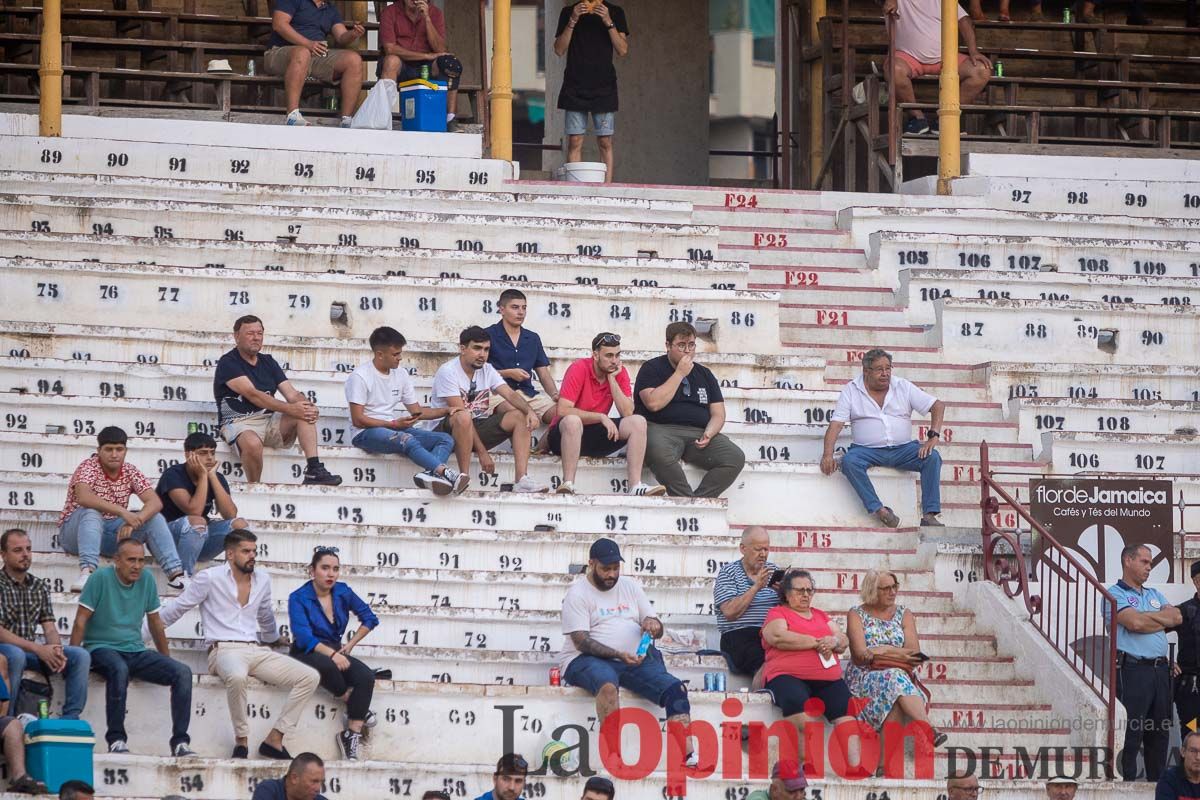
[0,261,779,353]
[935,298,1197,366]
[1,234,748,291]
[0,170,698,226]
[1040,431,1200,474]
[1008,396,1200,445]
[2,131,515,193]
[870,230,1200,285]
[982,362,1200,405]
[956,174,1200,219]
[898,269,1200,326]
[0,194,720,261]
[0,321,825,389]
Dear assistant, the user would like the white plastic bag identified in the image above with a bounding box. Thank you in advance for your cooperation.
[350,78,397,130]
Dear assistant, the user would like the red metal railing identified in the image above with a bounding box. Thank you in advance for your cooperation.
[978,442,1117,772]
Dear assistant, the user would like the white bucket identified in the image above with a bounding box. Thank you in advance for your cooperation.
[556,161,607,183]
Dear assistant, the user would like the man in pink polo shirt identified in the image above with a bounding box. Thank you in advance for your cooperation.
[379,0,463,123]
[886,0,991,135]
[547,332,664,497]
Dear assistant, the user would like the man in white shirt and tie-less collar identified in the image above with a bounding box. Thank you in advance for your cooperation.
[819,348,945,528]
[158,529,319,761]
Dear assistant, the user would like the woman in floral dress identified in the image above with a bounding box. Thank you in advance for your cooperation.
[845,569,946,770]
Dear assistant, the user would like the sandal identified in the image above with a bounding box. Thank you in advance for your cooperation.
[9,774,50,795]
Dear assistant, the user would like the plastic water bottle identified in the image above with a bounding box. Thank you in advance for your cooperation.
[636,632,652,658]
[247,59,256,76]
[1062,7,1072,22]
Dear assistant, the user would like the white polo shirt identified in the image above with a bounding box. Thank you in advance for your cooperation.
[831,375,937,448]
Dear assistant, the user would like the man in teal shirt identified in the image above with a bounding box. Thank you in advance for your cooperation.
[1109,543,1180,782]
[69,538,194,756]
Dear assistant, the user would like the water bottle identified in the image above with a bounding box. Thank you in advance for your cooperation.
[635,632,652,658]
[1062,7,1072,22]
[247,59,256,76]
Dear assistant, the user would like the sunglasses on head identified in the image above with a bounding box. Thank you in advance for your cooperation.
[314,546,340,556]
[466,379,478,403]
[595,333,621,347]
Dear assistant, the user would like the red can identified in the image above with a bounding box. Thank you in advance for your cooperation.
[549,667,561,686]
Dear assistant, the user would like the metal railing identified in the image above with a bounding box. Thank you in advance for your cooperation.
[978,442,1118,772]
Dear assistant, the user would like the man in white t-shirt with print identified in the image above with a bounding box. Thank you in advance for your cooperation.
[820,348,945,528]
[345,327,469,496]
[426,326,548,493]
[559,537,698,766]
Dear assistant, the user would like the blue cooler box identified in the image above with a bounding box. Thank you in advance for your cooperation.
[399,78,448,132]
[24,719,95,791]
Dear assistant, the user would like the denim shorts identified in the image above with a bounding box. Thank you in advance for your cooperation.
[566,110,615,137]
[563,647,681,706]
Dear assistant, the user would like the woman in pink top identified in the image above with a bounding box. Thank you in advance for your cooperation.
[761,570,855,759]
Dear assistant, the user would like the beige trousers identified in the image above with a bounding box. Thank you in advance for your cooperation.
[208,642,319,738]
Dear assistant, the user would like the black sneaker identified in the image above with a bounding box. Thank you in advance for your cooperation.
[232,744,248,759]
[904,116,931,135]
[414,469,453,496]
[258,741,292,760]
[303,463,343,486]
[338,729,363,761]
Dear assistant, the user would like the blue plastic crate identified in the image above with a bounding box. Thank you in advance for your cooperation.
[399,78,448,132]
[24,719,95,792]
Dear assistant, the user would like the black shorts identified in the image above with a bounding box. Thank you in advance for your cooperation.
[766,674,851,719]
[547,422,626,458]
[720,627,766,676]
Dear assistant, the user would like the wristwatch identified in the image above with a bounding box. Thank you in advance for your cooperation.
[926,430,941,440]
[606,23,615,29]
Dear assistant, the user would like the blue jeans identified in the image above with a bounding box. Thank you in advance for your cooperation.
[841,440,942,515]
[59,508,182,576]
[0,643,90,719]
[352,426,453,473]
[167,517,236,576]
[89,648,192,748]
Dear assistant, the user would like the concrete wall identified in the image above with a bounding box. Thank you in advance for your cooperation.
[486,5,543,91]
[543,0,710,185]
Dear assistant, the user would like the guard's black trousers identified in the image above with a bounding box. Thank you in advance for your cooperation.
[1117,658,1171,781]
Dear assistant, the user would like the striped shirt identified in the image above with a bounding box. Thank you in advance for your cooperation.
[714,559,780,635]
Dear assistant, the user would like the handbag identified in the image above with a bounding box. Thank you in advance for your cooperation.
[869,655,932,706]
[16,675,53,717]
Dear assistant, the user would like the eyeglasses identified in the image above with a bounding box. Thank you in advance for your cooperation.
[879,583,900,592]
[788,587,815,595]
[594,333,621,347]
[681,377,691,397]
[671,340,697,351]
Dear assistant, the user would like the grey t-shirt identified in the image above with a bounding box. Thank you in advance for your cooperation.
[559,575,654,671]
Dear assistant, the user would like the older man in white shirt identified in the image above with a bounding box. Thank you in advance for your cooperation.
[158,529,318,760]
[820,348,945,528]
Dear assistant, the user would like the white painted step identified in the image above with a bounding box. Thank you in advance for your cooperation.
[982,361,1200,406]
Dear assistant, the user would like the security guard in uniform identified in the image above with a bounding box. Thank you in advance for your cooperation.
[1170,561,1200,738]
[1109,543,1181,782]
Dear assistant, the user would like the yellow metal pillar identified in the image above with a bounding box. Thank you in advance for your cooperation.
[490,0,513,161]
[39,0,63,136]
[935,0,960,195]
[808,0,826,185]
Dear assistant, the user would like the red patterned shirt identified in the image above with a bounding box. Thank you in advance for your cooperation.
[58,455,152,526]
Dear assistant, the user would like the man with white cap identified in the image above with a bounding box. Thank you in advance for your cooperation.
[1044,776,1077,800]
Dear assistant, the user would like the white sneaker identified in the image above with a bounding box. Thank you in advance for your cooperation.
[630,483,667,497]
[166,572,189,590]
[443,467,469,496]
[109,740,129,754]
[16,713,37,729]
[71,568,94,593]
[513,475,549,493]
[446,112,456,124]
[345,710,378,729]
[685,750,699,768]
[340,116,353,128]
[555,480,576,495]
[285,109,309,126]
[416,470,454,496]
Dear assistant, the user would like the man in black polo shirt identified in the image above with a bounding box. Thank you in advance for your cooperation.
[553,0,629,182]
[1171,561,1200,738]
[633,322,745,497]
[213,315,341,486]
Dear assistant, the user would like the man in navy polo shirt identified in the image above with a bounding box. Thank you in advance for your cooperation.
[486,289,560,428]
[1109,543,1180,781]
[266,0,366,127]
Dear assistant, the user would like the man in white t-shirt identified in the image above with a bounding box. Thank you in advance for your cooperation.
[819,348,945,528]
[560,538,698,766]
[427,326,548,493]
[345,327,469,496]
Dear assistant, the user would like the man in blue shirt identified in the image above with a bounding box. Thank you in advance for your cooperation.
[251,752,328,800]
[473,753,527,800]
[1109,543,1180,782]
[265,0,367,127]
[486,289,560,428]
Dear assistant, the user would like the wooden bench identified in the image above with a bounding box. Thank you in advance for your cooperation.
[0,6,377,41]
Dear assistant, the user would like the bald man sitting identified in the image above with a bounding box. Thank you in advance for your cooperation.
[714,526,781,682]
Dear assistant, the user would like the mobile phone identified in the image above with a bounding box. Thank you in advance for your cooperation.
[913,651,930,662]
[768,568,786,587]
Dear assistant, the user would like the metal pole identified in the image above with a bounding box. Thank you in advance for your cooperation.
[808,0,827,185]
[489,0,513,162]
[39,0,64,136]
[935,0,960,194]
